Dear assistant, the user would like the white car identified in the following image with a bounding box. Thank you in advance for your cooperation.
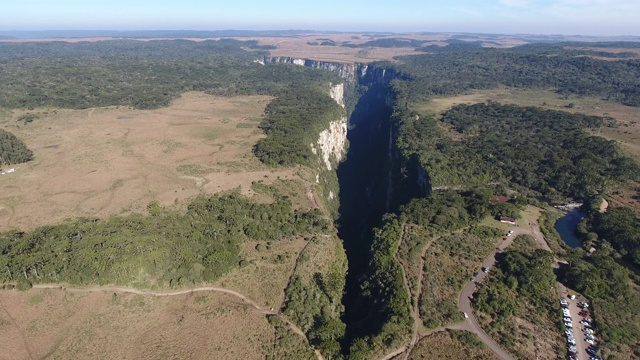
[586,339,595,345]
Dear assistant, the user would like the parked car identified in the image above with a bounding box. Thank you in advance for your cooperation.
[482,266,489,273]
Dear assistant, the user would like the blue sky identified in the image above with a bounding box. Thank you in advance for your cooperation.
[1,0,638,35]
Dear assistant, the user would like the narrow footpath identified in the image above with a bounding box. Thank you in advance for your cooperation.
[29,284,325,360]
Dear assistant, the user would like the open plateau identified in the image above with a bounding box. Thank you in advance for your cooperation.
[1,31,640,360]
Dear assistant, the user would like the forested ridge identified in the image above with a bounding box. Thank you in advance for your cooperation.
[393,45,640,106]
[0,191,328,288]
[394,102,638,202]
[254,90,344,167]
[0,129,33,166]
[0,39,340,109]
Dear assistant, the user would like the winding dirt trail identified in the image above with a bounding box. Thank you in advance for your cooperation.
[379,225,526,360]
[30,284,325,360]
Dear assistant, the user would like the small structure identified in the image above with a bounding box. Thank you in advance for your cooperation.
[499,216,516,225]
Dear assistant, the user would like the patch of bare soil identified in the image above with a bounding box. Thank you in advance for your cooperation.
[0,92,313,231]
[0,288,277,360]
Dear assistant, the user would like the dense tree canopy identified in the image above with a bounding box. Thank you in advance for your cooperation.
[0,129,33,166]
[0,40,340,110]
[393,45,640,106]
[396,103,637,201]
[0,192,329,288]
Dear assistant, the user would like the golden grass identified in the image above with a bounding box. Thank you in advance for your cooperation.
[0,92,315,231]
[0,288,275,360]
[408,330,500,360]
[215,237,307,309]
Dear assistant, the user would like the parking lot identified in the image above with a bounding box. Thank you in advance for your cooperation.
[561,296,601,360]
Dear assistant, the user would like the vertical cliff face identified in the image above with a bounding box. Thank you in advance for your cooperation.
[263,56,365,84]
[314,83,347,171]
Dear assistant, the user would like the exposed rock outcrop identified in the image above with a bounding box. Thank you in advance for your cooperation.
[317,117,347,171]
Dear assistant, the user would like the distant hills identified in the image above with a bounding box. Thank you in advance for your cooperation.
[0,30,322,39]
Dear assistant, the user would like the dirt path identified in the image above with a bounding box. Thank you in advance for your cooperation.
[278,237,315,310]
[31,284,325,360]
[378,224,445,360]
[0,298,34,360]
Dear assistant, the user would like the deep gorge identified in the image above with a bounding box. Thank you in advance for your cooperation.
[265,56,433,353]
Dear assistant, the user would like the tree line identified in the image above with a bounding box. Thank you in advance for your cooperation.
[396,102,638,202]
[0,129,33,166]
[0,191,329,289]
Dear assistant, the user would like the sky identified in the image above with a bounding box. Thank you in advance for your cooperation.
[0,0,638,36]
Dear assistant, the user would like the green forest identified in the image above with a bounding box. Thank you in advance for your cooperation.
[254,90,344,167]
[0,40,340,110]
[0,191,329,288]
[393,45,640,106]
[396,102,637,202]
[0,129,33,166]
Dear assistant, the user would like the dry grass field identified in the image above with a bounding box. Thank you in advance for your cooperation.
[215,237,308,310]
[0,92,317,231]
[419,232,501,328]
[419,88,640,213]
[406,330,499,360]
[0,288,282,360]
[0,91,331,360]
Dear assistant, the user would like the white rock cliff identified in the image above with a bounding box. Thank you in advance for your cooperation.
[315,82,347,171]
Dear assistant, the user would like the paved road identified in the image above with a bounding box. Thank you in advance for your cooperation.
[458,229,520,360]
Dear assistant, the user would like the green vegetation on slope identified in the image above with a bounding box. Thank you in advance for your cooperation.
[473,244,561,359]
[282,237,347,360]
[267,315,317,360]
[254,91,344,167]
[0,191,329,288]
[397,103,638,201]
[347,215,411,360]
[588,206,640,268]
[562,248,640,358]
[0,129,33,166]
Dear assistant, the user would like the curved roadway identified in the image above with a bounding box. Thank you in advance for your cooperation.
[458,229,527,360]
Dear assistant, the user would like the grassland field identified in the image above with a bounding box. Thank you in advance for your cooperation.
[0,92,320,231]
